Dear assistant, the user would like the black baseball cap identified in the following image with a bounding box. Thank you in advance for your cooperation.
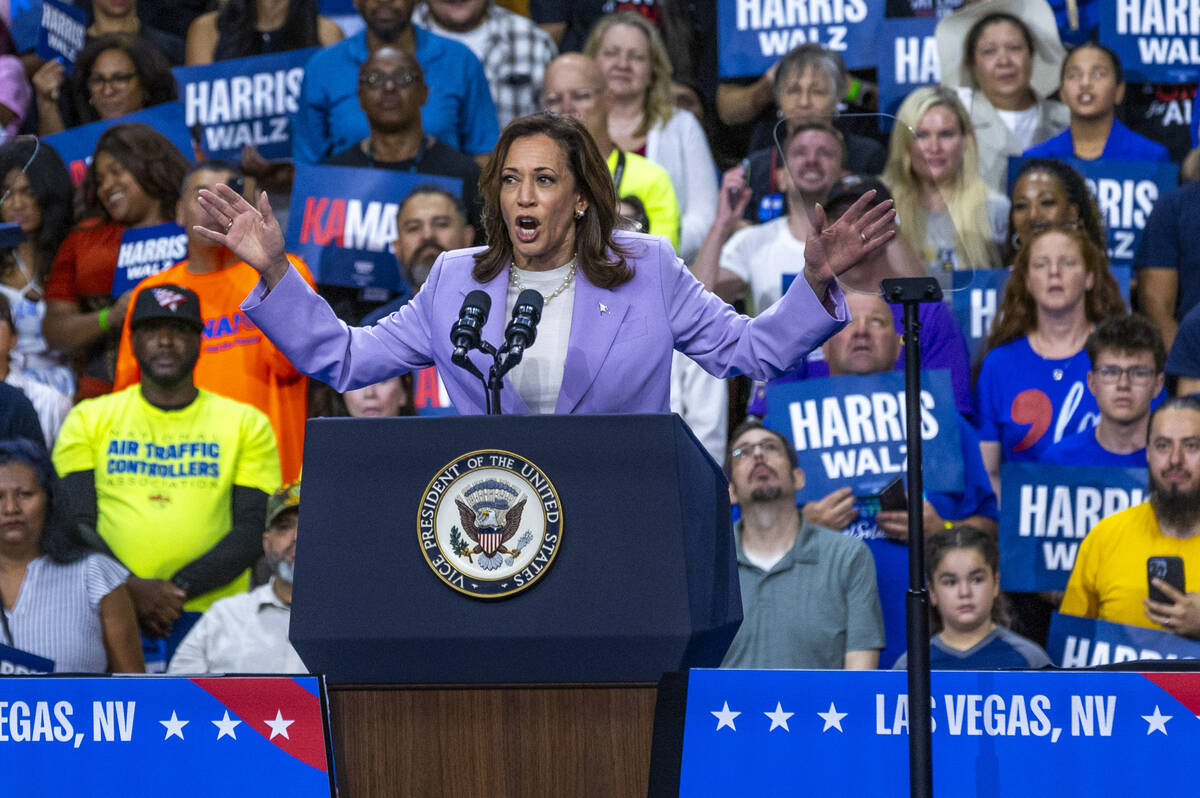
[129,284,204,332]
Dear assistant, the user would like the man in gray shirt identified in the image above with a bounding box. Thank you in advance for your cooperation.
[720,419,884,669]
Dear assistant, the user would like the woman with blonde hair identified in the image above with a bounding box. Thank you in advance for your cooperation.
[583,11,717,261]
[883,86,1008,281]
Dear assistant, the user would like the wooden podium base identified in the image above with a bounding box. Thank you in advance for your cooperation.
[328,683,658,797]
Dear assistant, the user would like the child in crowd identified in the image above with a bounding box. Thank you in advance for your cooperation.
[894,526,1051,669]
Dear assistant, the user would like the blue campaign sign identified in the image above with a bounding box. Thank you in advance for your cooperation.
[44,102,195,186]
[111,223,189,297]
[998,463,1148,592]
[173,48,316,161]
[0,642,54,674]
[10,0,42,52]
[286,164,461,290]
[1048,612,1200,668]
[679,668,1200,795]
[1007,156,1178,269]
[764,369,962,500]
[36,0,85,66]
[875,18,941,130]
[1100,0,1200,83]
[1,676,334,795]
[716,0,885,77]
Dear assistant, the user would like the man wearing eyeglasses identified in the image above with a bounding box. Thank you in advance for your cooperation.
[719,418,884,670]
[1043,314,1166,468]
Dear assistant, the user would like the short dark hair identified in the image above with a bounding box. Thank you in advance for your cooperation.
[724,418,798,477]
[1085,314,1165,373]
[81,123,190,223]
[1064,42,1123,85]
[182,159,245,195]
[1148,395,1200,443]
[399,184,467,225]
[780,118,846,158]
[966,13,1035,75]
[0,439,88,564]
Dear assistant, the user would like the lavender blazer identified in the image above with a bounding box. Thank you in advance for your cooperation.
[241,231,848,415]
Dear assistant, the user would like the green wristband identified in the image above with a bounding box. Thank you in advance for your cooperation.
[97,306,110,333]
[845,78,862,103]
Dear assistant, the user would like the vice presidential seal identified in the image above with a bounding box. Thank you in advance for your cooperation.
[418,449,563,598]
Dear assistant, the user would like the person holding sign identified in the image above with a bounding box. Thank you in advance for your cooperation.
[198,112,897,416]
[1061,397,1200,637]
[1024,43,1169,163]
[974,226,1126,495]
[894,526,1050,669]
[0,439,143,673]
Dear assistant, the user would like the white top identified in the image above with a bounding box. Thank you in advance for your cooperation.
[719,216,807,315]
[645,110,719,262]
[995,105,1042,152]
[506,263,575,414]
[6,370,71,448]
[669,350,728,465]
[425,17,490,56]
[0,280,74,398]
[167,580,307,674]
[923,191,1011,277]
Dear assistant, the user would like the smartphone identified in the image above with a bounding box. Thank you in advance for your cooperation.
[729,157,750,206]
[876,475,907,512]
[1148,556,1185,604]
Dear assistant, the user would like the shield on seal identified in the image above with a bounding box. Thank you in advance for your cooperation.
[478,528,503,556]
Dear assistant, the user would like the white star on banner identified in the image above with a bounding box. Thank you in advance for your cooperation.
[764,702,794,732]
[212,710,241,740]
[265,709,295,740]
[711,701,741,731]
[817,702,848,733]
[1142,705,1172,735]
[159,711,188,740]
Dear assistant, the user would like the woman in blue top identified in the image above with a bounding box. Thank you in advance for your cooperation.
[894,525,1050,670]
[973,226,1125,500]
[1024,43,1170,163]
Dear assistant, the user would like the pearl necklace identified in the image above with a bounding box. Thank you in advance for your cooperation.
[510,259,577,305]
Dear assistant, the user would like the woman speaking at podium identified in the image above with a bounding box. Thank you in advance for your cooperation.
[195,114,896,415]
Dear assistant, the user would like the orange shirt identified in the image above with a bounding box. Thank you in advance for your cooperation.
[113,255,315,481]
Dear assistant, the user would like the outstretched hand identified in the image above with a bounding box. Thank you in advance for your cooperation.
[194,183,289,287]
[803,190,897,294]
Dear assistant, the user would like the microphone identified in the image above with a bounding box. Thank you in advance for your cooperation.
[450,290,491,367]
[504,289,543,364]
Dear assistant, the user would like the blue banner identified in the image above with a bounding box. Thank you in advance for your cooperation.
[764,369,961,499]
[111,223,189,297]
[1048,612,1200,667]
[1008,156,1178,269]
[679,668,1200,795]
[0,676,333,795]
[285,164,461,290]
[36,0,85,66]
[10,0,42,53]
[998,463,1148,592]
[0,642,53,674]
[952,267,1131,360]
[43,102,196,186]
[173,48,316,162]
[875,18,940,130]
[716,0,885,77]
[1100,0,1200,83]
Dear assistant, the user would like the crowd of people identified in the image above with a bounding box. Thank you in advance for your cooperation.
[0,0,1199,677]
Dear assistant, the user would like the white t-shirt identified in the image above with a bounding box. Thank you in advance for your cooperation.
[507,262,576,414]
[996,105,1041,152]
[718,216,807,316]
[426,18,490,59]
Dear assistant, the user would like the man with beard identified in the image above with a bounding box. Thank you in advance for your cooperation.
[324,47,483,231]
[1062,396,1200,637]
[168,481,307,673]
[292,0,499,165]
[112,162,314,483]
[54,285,280,667]
[719,419,884,669]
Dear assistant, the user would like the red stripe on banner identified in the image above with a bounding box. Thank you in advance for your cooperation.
[1142,673,1200,715]
[191,677,328,772]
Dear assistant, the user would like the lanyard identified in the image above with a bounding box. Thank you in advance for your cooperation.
[612,149,626,195]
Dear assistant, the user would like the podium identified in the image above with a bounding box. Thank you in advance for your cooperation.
[294,414,742,796]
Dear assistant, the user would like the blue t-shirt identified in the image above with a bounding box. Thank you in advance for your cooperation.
[973,336,1100,463]
[1167,301,1200,381]
[1134,181,1200,324]
[1041,428,1147,467]
[1023,119,1170,163]
[839,418,998,668]
[893,627,1052,669]
[292,28,500,164]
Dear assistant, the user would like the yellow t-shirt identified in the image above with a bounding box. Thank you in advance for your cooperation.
[607,148,681,250]
[1060,501,1200,629]
[53,387,281,611]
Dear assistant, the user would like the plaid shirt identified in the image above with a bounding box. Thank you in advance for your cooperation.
[413,3,558,128]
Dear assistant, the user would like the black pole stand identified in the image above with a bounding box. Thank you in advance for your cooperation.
[880,276,942,798]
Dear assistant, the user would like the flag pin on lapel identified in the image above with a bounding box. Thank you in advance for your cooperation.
[599,303,609,314]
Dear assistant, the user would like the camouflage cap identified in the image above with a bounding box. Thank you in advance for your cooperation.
[266,480,300,528]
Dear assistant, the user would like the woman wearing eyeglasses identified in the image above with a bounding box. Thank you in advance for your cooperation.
[33,34,178,136]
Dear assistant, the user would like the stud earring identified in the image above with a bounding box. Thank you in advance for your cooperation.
[575,208,585,219]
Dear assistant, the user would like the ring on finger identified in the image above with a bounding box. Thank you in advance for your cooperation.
[860,231,869,243]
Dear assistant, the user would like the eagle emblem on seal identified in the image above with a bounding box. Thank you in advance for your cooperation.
[452,479,533,570]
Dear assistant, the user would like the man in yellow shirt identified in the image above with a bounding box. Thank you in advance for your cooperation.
[54,284,280,662]
[1061,397,1200,636]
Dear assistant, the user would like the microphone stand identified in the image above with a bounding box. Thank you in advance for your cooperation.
[880,275,942,798]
